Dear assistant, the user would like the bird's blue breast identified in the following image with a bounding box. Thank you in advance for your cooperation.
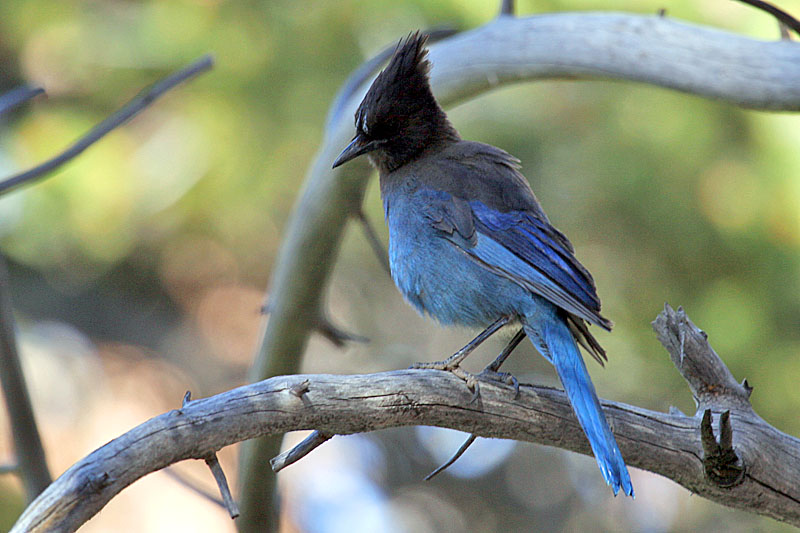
[383,185,535,327]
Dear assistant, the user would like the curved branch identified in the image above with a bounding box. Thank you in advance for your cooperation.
[243,10,800,524]
[732,0,800,37]
[0,86,45,116]
[0,55,214,196]
[13,306,800,532]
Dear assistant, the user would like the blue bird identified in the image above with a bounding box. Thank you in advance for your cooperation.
[333,32,633,497]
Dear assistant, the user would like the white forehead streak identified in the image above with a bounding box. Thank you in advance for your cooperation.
[361,110,369,134]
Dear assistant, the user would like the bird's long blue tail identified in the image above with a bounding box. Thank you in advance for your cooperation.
[523,317,634,497]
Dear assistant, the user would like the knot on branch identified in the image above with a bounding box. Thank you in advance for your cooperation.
[652,303,753,411]
[81,471,110,495]
[701,409,746,488]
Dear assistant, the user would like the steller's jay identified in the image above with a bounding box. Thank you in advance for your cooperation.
[333,32,633,497]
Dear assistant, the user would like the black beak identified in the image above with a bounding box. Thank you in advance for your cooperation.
[332,134,382,168]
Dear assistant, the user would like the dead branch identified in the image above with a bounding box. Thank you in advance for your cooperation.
[12,306,800,532]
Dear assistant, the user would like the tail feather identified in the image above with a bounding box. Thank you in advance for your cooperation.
[523,317,634,497]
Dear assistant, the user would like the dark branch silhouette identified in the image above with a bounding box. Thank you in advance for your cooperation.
[0,255,51,501]
[0,86,45,116]
[733,0,800,36]
[0,55,214,196]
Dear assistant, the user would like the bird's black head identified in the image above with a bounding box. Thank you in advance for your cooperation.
[333,32,459,174]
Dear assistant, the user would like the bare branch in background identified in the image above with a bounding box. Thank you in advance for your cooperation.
[732,0,800,37]
[357,210,391,274]
[0,55,214,196]
[163,468,226,510]
[0,255,52,501]
[0,463,19,475]
[0,86,45,116]
[315,316,369,347]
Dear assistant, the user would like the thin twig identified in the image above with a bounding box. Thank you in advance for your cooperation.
[270,431,332,473]
[204,454,239,519]
[163,468,226,510]
[732,0,800,37]
[425,434,477,480]
[316,316,369,347]
[0,55,214,196]
[0,463,19,475]
[0,255,51,501]
[425,330,524,478]
[779,22,792,39]
[0,86,45,116]
[289,379,310,398]
[357,210,391,274]
[500,0,515,16]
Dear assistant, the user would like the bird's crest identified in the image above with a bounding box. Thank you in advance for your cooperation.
[355,32,439,140]
[381,31,432,89]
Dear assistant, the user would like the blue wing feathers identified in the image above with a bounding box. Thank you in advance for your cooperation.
[416,189,610,330]
[471,201,600,312]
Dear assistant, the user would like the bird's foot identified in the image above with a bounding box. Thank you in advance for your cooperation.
[409,317,517,402]
[410,358,481,400]
[410,316,512,372]
[476,368,520,400]
[409,352,464,373]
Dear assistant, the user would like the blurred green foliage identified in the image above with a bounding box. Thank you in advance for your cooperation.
[1,0,799,531]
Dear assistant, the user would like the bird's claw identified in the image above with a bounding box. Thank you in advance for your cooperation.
[410,360,518,402]
[410,360,481,399]
[477,369,520,399]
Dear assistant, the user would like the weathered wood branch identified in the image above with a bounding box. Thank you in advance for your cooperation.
[242,13,800,526]
[0,255,52,501]
[12,305,800,531]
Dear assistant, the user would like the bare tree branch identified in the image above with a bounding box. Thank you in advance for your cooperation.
[12,306,800,532]
[0,86,45,116]
[204,454,239,519]
[0,255,52,501]
[0,87,52,502]
[356,210,391,274]
[732,0,800,37]
[0,55,214,196]
[240,11,800,528]
[162,468,227,510]
[0,463,19,475]
[270,430,332,473]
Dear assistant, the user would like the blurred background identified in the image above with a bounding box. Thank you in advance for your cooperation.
[1,0,799,531]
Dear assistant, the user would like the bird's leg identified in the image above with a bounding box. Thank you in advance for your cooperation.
[486,327,525,372]
[410,315,511,371]
[477,327,526,399]
[424,329,527,481]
